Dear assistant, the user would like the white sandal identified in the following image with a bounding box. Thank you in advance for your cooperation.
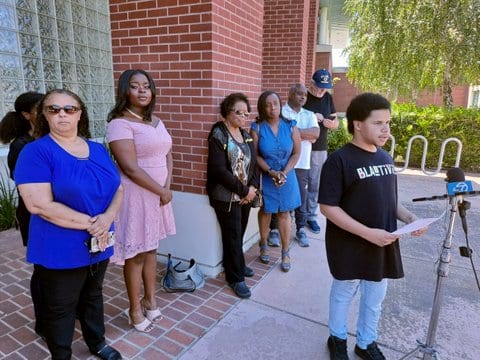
[144,307,162,322]
[140,298,163,322]
[124,309,154,332]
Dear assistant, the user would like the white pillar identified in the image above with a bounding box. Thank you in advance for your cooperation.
[318,7,329,45]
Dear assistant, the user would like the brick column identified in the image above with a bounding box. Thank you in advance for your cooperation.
[262,0,311,99]
[109,0,263,275]
[109,0,263,195]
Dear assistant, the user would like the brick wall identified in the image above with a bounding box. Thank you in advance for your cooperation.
[330,70,469,113]
[332,71,360,113]
[262,0,311,100]
[109,0,263,194]
[411,86,469,107]
[314,52,332,75]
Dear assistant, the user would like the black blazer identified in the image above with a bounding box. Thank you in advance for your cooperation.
[206,121,259,208]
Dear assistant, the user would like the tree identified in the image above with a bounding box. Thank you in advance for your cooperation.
[344,0,480,109]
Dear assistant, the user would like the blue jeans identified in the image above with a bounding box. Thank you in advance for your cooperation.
[307,150,327,221]
[328,278,388,349]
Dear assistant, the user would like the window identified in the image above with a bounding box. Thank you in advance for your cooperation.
[470,88,480,108]
[0,0,114,138]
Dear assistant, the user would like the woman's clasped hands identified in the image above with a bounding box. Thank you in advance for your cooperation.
[270,170,287,187]
[160,188,173,206]
[240,185,257,205]
[87,214,113,252]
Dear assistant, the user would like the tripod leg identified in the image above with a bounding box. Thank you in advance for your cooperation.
[399,346,420,360]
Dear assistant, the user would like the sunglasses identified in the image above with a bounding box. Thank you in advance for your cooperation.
[233,110,250,118]
[44,104,81,114]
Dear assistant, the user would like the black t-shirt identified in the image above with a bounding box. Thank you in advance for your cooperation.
[318,143,404,281]
[304,91,336,151]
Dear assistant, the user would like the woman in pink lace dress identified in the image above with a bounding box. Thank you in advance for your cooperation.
[107,69,176,333]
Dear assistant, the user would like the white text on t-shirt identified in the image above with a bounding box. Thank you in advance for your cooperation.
[357,164,395,179]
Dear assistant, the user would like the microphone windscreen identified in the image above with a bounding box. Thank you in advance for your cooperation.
[446,167,465,182]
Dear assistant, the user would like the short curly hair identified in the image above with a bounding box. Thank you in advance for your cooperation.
[219,93,251,119]
[346,93,390,134]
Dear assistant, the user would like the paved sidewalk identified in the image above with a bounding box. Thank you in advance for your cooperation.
[1,170,479,359]
[181,170,480,360]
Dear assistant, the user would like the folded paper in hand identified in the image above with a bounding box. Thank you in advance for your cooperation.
[392,211,445,235]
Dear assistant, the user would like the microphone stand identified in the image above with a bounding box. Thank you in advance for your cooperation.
[401,193,465,360]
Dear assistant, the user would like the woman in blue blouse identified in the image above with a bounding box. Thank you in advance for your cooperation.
[15,89,124,360]
[250,90,301,272]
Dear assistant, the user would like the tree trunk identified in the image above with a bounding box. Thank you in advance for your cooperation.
[443,69,453,110]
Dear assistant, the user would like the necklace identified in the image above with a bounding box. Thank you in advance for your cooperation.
[225,123,244,143]
[126,108,144,121]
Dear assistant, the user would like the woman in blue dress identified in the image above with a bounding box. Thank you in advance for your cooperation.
[250,90,301,271]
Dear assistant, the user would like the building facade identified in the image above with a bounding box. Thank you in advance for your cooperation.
[0,0,473,273]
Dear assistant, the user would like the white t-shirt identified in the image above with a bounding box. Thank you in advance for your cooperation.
[282,103,318,169]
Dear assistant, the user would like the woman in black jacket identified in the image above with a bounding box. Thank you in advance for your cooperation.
[0,91,44,339]
[206,93,260,298]
[0,91,44,244]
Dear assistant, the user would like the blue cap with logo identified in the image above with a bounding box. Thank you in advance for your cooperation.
[312,69,332,89]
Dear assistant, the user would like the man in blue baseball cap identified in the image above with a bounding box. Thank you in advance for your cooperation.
[303,69,338,235]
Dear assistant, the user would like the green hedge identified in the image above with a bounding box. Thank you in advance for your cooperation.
[390,104,480,172]
[327,105,480,172]
[327,117,352,153]
[0,172,16,231]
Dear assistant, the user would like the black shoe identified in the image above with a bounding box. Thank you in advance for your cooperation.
[327,335,349,360]
[92,345,123,360]
[244,266,254,277]
[228,281,251,298]
[354,342,385,360]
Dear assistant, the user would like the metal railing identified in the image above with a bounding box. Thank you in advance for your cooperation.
[388,135,462,175]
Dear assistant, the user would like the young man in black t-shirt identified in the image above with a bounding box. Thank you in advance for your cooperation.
[318,93,427,360]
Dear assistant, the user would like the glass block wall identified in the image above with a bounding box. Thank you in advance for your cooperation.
[0,0,114,138]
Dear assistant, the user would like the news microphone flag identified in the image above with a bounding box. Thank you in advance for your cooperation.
[446,168,473,196]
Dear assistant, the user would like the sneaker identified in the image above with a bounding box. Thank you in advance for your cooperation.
[327,335,349,360]
[307,220,321,234]
[295,228,310,247]
[267,229,280,247]
[228,281,251,299]
[354,342,385,360]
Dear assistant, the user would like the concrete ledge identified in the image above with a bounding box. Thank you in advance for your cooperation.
[156,190,259,278]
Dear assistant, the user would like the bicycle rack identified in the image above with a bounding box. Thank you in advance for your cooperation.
[388,135,462,175]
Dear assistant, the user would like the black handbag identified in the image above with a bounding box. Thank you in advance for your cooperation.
[250,189,263,208]
[250,173,263,208]
[162,254,205,293]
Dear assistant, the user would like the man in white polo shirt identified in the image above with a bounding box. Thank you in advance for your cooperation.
[267,83,319,247]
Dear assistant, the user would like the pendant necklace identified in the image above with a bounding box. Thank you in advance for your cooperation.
[126,108,144,121]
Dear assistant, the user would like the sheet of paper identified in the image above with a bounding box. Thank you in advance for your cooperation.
[392,211,445,235]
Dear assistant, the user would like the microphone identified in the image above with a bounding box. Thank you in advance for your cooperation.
[445,167,473,196]
[412,168,477,202]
